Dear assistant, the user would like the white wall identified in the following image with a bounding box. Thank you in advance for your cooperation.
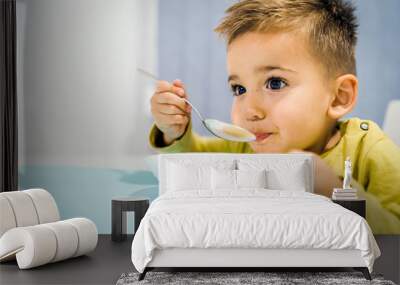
[17,0,158,170]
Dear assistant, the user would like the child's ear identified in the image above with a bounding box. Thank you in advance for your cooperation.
[327,74,358,120]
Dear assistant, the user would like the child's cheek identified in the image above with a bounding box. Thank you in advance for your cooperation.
[230,102,242,125]
[270,101,311,143]
[270,100,301,126]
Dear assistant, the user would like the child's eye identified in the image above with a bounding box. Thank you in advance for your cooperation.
[266,77,287,90]
[231,84,247,96]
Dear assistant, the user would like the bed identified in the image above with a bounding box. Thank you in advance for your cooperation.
[131,153,380,281]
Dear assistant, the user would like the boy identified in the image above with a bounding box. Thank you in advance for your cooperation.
[148,0,400,234]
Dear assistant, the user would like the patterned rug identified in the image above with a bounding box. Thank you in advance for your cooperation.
[116,271,396,285]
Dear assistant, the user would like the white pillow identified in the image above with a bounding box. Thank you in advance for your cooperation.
[266,162,307,191]
[211,168,236,190]
[211,168,267,190]
[236,169,267,189]
[166,162,211,191]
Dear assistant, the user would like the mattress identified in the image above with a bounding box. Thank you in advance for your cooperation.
[131,190,380,273]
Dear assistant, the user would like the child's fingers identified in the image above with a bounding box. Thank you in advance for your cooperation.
[156,112,189,125]
[154,92,190,112]
[172,79,188,98]
[156,80,185,97]
[158,104,187,116]
[172,79,184,87]
[155,80,170,92]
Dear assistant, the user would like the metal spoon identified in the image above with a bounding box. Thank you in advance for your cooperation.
[137,68,256,142]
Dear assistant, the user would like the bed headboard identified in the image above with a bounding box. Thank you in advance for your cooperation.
[158,153,315,195]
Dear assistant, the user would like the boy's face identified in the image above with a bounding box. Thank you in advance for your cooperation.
[227,31,335,153]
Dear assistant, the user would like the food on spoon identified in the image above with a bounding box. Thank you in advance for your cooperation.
[222,125,251,138]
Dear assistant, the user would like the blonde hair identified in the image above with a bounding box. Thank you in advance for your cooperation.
[214,0,358,76]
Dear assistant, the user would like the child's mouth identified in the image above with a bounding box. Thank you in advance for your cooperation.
[254,132,272,142]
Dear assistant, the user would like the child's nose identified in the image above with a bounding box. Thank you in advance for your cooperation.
[246,108,265,121]
[244,94,266,121]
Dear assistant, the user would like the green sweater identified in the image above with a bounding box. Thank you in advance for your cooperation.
[149,117,400,234]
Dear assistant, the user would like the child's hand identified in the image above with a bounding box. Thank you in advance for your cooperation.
[150,79,191,145]
[289,149,342,198]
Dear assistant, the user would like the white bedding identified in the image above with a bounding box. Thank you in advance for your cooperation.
[131,190,380,273]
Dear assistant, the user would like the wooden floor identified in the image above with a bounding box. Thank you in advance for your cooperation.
[0,235,398,284]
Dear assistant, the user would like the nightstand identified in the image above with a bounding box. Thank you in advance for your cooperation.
[332,198,366,218]
[111,197,149,242]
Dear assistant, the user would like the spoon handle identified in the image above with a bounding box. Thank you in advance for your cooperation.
[182,98,204,122]
[137,68,159,81]
[137,68,205,122]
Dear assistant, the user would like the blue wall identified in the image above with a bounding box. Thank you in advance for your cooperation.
[158,0,234,136]
[158,0,400,132]
[354,0,400,126]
